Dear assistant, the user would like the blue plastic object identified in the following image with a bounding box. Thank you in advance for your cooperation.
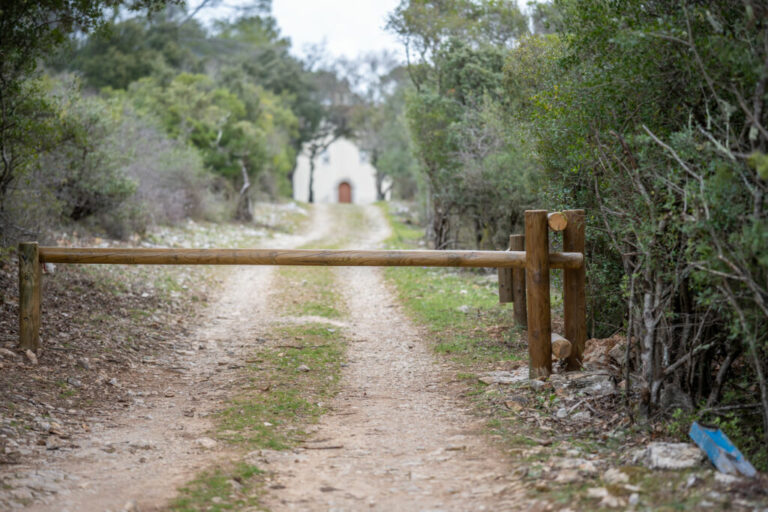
[689,421,757,478]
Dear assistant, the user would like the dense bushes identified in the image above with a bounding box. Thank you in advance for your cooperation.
[0,76,225,243]
[0,4,335,243]
[391,0,768,457]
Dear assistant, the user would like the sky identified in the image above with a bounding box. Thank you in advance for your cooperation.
[194,0,405,61]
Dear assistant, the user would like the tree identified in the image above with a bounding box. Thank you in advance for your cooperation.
[530,0,768,454]
[387,0,528,247]
[51,8,207,90]
[343,56,420,201]
[0,0,173,239]
[127,72,297,219]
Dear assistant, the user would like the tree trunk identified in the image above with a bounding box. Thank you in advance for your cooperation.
[236,160,253,222]
[308,156,316,203]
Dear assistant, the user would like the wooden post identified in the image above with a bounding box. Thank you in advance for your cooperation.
[19,242,41,351]
[547,212,568,232]
[509,234,527,327]
[498,235,514,303]
[563,209,586,371]
[551,333,572,360]
[525,211,552,379]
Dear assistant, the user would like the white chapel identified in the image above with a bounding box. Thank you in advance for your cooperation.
[292,138,390,204]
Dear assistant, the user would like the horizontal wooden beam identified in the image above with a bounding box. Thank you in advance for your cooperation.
[39,247,584,269]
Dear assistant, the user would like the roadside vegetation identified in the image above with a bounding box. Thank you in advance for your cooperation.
[380,203,767,509]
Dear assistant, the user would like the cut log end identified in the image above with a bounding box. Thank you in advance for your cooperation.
[547,212,568,232]
[551,333,572,360]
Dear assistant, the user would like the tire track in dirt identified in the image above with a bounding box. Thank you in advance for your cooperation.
[12,206,334,512]
[262,205,531,511]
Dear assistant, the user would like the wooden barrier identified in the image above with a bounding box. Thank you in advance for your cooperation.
[510,234,527,328]
[37,247,583,269]
[18,209,587,380]
[563,209,586,371]
[525,210,552,378]
[18,243,41,351]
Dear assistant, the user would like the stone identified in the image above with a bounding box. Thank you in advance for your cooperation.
[195,437,217,449]
[77,358,92,370]
[628,493,640,506]
[25,350,38,365]
[608,340,627,363]
[552,371,615,396]
[457,305,470,314]
[572,411,591,422]
[556,408,568,419]
[603,468,629,484]
[66,377,82,388]
[297,364,310,372]
[0,348,18,358]
[634,442,705,470]
[554,470,581,483]
[477,369,527,385]
[714,473,742,486]
[107,378,118,387]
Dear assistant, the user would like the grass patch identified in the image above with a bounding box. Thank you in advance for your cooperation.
[171,463,265,512]
[276,267,344,319]
[378,203,520,366]
[216,323,345,450]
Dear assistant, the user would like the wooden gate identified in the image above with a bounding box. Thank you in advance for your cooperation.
[18,209,586,379]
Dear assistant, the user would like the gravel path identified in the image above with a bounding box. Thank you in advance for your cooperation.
[11,207,334,512]
[262,205,525,511]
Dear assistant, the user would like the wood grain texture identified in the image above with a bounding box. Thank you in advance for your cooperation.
[18,242,41,351]
[563,209,587,371]
[498,267,513,303]
[498,235,515,303]
[525,210,552,379]
[39,247,583,269]
[547,212,568,232]
[551,333,572,360]
[509,234,527,327]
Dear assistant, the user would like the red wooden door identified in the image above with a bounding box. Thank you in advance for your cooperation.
[338,182,352,203]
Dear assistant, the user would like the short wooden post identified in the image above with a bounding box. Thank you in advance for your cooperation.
[563,209,586,371]
[19,242,41,351]
[498,235,514,303]
[525,211,552,379]
[509,234,527,327]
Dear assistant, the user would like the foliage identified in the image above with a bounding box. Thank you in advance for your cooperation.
[392,0,768,459]
[529,0,768,448]
[51,9,206,90]
[0,0,175,241]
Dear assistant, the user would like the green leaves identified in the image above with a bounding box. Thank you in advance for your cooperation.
[747,152,768,180]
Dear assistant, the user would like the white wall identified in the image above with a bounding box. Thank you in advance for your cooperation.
[292,138,389,204]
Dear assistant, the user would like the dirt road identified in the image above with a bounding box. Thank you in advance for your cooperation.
[6,204,527,511]
[11,207,334,512]
[261,205,525,511]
